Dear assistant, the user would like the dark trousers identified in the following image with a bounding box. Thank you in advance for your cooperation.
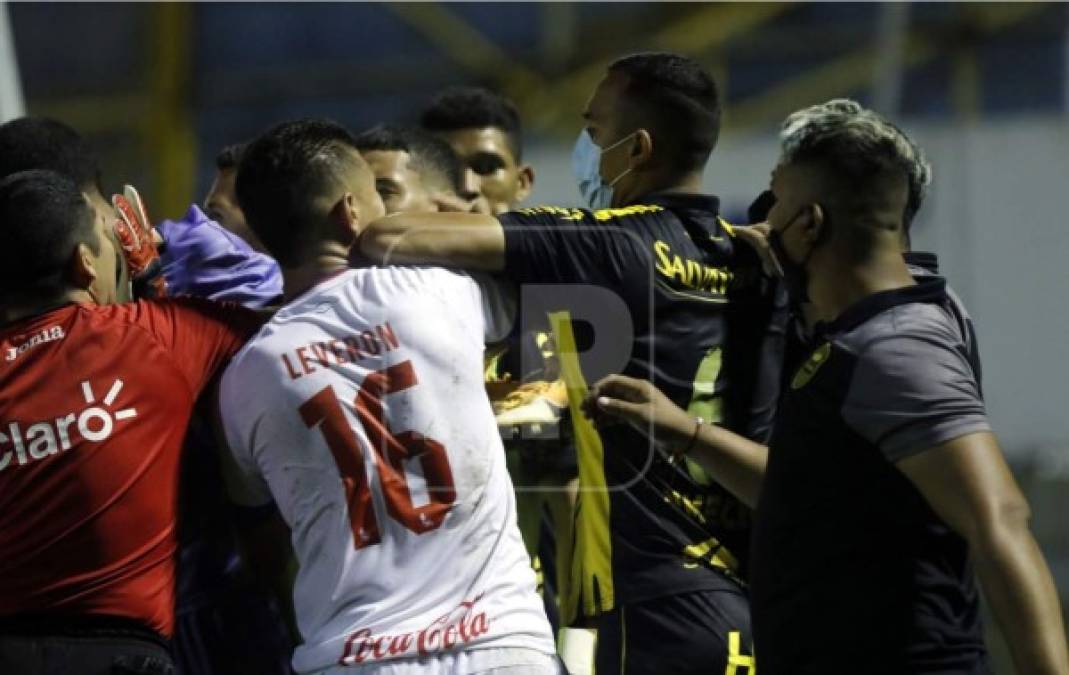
[173,580,294,675]
[0,617,174,675]
[594,588,755,675]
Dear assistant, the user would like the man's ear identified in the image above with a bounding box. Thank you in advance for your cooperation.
[515,165,534,203]
[69,242,98,291]
[631,129,654,169]
[802,203,827,244]
[331,192,361,242]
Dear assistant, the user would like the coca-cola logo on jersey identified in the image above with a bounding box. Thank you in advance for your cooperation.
[338,593,491,666]
[0,378,137,472]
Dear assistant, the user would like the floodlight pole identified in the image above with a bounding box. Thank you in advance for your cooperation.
[873,2,909,116]
[0,0,25,121]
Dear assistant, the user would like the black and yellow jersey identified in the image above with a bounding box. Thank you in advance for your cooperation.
[498,192,787,623]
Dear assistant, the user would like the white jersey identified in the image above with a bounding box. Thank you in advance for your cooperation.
[219,267,554,674]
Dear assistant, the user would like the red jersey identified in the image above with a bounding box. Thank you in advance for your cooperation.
[0,298,259,637]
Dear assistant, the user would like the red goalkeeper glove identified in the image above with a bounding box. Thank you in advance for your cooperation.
[112,184,166,298]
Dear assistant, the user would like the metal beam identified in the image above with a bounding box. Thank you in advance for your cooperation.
[727,2,1048,132]
[383,2,793,138]
[146,2,195,218]
[380,2,545,100]
[524,2,794,136]
[28,94,147,134]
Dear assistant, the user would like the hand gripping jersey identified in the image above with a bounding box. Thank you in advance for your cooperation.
[219,267,555,674]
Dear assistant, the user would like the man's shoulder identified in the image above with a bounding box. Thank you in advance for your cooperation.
[223,314,285,374]
[218,329,278,418]
[837,301,968,374]
[87,297,215,332]
[317,266,477,308]
[503,203,670,227]
[874,300,958,340]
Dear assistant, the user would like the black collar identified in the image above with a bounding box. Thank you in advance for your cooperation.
[817,274,948,336]
[639,191,721,215]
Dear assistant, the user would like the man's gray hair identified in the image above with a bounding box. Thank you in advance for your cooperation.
[779,99,932,226]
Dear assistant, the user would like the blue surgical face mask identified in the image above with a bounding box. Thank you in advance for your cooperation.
[571,129,635,210]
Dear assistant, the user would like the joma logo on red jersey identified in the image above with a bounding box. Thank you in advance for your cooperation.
[5,326,65,362]
[0,378,137,472]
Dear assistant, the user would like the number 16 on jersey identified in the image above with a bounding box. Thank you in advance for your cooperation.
[299,360,457,549]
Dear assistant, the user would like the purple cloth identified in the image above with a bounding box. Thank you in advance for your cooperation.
[158,205,282,308]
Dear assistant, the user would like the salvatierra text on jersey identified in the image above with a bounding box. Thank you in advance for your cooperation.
[338,593,490,666]
[281,322,401,380]
[653,240,734,295]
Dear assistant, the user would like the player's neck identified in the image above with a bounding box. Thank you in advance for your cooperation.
[281,253,350,302]
[624,170,704,204]
[808,246,917,325]
[0,290,90,328]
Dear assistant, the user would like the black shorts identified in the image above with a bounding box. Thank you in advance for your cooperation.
[0,616,175,675]
[594,589,755,675]
[173,579,294,675]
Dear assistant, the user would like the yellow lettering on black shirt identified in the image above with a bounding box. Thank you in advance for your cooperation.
[514,205,587,221]
[590,204,664,221]
[653,239,733,295]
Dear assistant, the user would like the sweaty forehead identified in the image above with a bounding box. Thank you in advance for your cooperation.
[438,127,514,163]
[362,149,412,180]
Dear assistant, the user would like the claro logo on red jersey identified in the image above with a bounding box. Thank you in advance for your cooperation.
[5,326,65,362]
[0,378,137,472]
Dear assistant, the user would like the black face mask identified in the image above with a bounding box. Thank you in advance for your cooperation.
[768,208,828,306]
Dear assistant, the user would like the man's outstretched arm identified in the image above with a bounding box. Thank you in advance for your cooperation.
[898,433,1069,675]
[585,374,768,508]
[358,212,505,271]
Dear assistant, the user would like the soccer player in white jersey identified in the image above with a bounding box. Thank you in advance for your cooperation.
[217,120,558,675]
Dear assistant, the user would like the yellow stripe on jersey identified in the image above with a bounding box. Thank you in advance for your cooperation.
[549,311,614,624]
[683,347,724,486]
[683,535,739,573]
[483,343,508,382]
[590,204,664,222]
[678,347,743,577]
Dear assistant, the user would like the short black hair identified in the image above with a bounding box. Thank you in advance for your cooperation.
[0,169,98,299]
[608,52,721,174]
[215,142,247,171]
[236,119,364,268]
[354,124,462,193]
[0,117,103,194]
[420,87,523,161]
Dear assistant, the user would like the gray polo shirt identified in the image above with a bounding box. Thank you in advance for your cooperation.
[752,273,993,675]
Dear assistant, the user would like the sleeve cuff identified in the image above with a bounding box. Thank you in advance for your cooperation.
[498,215,526,280]
[879,416,992,463]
